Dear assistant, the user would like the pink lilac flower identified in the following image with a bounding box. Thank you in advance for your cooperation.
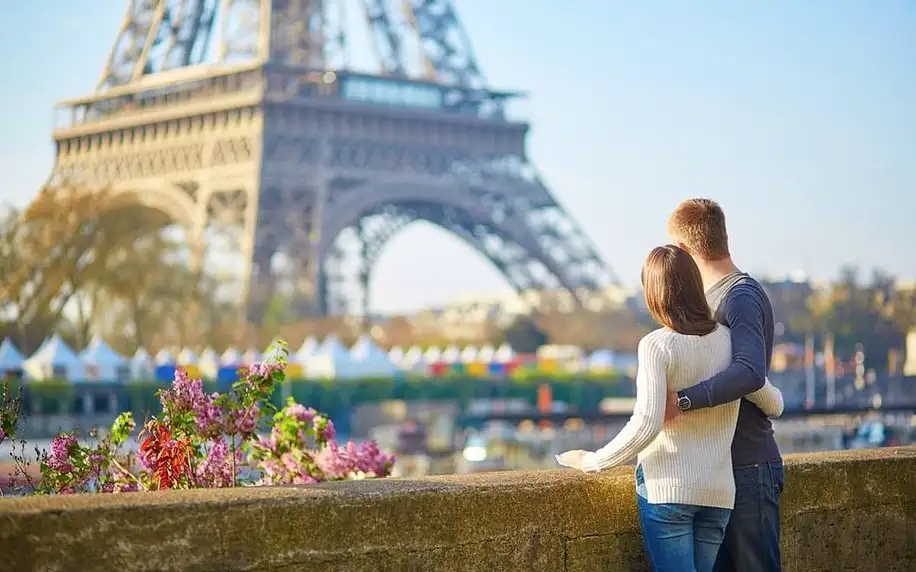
[247,362,278,380]
[315,417,335,442]
[315,441,394,480]
[192,392,224,438]
[99,481,139,494]
[284,403,316,424]
[0,428,6,442]
[259,459,281,479]
[159,368,200,412]
[228,404,259,435]
[196,439,238,488]
[113,482,138,493]
[160,369,224,437]
[48,434,78,473]
[87,452,107,478]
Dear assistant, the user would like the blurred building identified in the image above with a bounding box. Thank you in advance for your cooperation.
[405,286,635,341]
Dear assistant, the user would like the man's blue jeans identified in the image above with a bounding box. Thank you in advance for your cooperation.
[636,466,732,572]
[712,459,785,572]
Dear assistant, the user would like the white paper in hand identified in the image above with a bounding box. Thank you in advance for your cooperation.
[555,450,587,470]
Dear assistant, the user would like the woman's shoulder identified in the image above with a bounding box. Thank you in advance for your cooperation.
[638,328,676,351]
[644,325,731,345]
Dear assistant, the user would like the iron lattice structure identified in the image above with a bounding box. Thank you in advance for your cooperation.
[49,0,619,320]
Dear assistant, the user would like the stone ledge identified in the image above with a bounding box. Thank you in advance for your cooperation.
[1,446,915,572]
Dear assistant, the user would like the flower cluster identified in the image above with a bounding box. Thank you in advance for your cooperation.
[315,440,396,481]
[24,339,396,495]
[35,413,139,494]
[248,398,394,484]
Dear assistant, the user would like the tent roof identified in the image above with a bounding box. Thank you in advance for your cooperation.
[177,348,199,364]
[242,348,262,362]
[350,336,397,375]
[495,343,516,362]
[296,336,319,359]
[79,336,127,365]
[155,349,175,364]
[27,334,81,367]
[221,347,241,364]
[199,347,220,363]
[317,335,349,359]
[0,338,25,369]
[351,335,386,359]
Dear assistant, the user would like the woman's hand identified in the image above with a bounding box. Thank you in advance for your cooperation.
[556,450,590,471]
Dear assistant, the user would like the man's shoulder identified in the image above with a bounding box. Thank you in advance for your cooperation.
[721,275,773,326]
[724,275,769,304]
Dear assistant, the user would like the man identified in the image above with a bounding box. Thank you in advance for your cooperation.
[664,198,784,572]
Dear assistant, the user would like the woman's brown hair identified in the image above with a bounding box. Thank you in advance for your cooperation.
[641,245,718,336]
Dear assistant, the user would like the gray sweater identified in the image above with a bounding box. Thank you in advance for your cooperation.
[676,272,783,467]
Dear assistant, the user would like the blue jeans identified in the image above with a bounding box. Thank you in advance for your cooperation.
[636,466,732,572]
[713,459,785,572]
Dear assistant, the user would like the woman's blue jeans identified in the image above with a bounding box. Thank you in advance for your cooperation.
[636,466,732,572]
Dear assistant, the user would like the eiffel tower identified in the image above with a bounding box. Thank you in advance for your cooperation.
[48,0,619,320]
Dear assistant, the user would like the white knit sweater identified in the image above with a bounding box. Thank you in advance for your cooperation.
[581,326,784,510]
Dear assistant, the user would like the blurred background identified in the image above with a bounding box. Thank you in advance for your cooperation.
[1,0,914,480]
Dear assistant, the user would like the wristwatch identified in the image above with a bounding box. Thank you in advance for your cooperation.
[676,395,692,411]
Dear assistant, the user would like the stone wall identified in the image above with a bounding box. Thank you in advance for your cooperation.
[1,446,915,572]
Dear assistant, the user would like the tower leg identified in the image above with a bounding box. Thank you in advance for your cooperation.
[357,218,371,328]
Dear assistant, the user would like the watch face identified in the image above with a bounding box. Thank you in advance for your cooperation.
[677,396,691,411]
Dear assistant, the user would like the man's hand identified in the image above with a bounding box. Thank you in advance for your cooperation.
[664,391,681,423]
[555,450,589,471]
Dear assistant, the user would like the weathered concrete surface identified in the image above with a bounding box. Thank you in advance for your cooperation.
[1,446,915,572]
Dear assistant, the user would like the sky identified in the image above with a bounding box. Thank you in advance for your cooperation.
[1,1,915,313]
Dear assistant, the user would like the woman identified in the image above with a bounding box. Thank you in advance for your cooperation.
[557,245,783,572]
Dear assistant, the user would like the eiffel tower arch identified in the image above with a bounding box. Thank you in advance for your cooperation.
[47,0,619,321]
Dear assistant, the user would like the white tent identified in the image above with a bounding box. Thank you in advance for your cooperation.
[586,349,615,372]
[307,334,357,380]
[220,347,242,366]
[441,345,461,363]
[459,345,479,363]
[292,336,319,367]
[155,349,176,366]
[242,348,262,364]
[31,337,50,355]
[130,348,155,380]
[79,337,128,381]
[350,336,399,378]
[176,348,199,365]
[388,345,405,365]
[24,334,86,381]
[423,346,442,363]
[477,343,496,363]
[198,347,221,379]
[0,338,26,374]
[297,336,319,356]
[401,346,428,374]
[494,343,516,363]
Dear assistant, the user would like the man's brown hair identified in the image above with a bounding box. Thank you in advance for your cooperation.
[667,198,730,260]
[641,245,718,336]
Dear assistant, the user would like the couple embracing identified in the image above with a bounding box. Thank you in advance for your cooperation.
[558,199,785,572]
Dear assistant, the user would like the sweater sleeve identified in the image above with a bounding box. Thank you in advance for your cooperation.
[676,285,768,410]
[744,377,785,418]
[582,333,668,472]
